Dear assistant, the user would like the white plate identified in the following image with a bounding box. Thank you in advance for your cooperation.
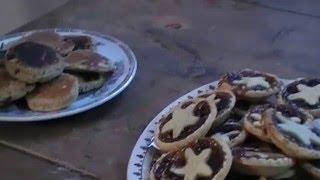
[0,28,137,122]
[127,78,293,180]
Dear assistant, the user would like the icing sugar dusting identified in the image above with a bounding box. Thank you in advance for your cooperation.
[288,84,320,105]
[233,77,270,89]
[276,112,320,146]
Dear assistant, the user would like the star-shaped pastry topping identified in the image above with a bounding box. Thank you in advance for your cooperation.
[171,148,212,180]
[276,112,320,146]
[161,104,199,138]
[288,84,320,105]
[233,77,270,89]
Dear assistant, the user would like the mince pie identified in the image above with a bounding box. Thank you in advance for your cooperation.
[209,113,247,147]
[232,143,294,177]
[218,69,280,102]
[150,137,232,180]
[265,108,320,159]
[154,94,219,151]
[244,103,274,143]
[279,78,320,117]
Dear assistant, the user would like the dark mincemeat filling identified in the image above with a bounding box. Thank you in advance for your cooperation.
[222,70,276,91]
[275,104,308,123]
[153,139,225,180]
[63,35,92,50]
[310,160,320,168]
[159,101,211,142]
[6,42,58,68]
[198,92,232,116]
[248,103,273,122]
[283,78,320,109]
[273,114,320,150]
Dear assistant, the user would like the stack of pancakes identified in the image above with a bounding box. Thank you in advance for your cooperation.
[0,31,114,111]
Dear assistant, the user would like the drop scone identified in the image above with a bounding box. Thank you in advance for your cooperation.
[65,50,114,73]
[150,137,232,180]
[4,42,65,83]
[302,160,320,179]
[198,90,236,129]
[218,69,280,102]
[279,78,320,117]
[0,68,34,106]
[70,72,106,93]
[154,94,219,152]
[232,142,295,177]
[23,31,75,55]
[26,73,79,111]
[62,35,93,51]
[264,107,320,159]
[208,113,247,147]
[244,103,274,143]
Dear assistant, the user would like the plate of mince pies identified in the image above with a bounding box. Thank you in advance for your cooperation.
[128,69,320,180]
[0,29,137,121]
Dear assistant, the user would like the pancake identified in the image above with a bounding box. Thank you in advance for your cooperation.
[0,68,34,106]
[26,73,79,111]
[62,35,93,51]
[65,50,114,73]
[4,41,65,83]
[70,72,106,93]
[24,31,74,55]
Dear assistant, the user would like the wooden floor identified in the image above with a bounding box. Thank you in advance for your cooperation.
[1,0,320,179]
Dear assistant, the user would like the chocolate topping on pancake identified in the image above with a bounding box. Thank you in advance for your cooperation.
[6,42,58,68]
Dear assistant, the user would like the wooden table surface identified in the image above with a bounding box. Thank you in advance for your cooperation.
[1,0,320,179]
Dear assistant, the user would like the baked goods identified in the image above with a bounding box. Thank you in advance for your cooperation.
[65,50,114,73]
[0,68,34,106]
[279,78,320,117]
[70,72,106,93]
[154,94,219,151]
[265,108,320,159]
[209,114,247,147]
[232,143,294,177]
[5,42,65,83]
[150,137,232,180]
[218,69,280,102]
[0,30,114,112]
[148,69,320,179]
[26,73,79,111]
[23,31,75,55]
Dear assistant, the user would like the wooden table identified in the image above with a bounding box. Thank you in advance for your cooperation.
[1,0,320,179]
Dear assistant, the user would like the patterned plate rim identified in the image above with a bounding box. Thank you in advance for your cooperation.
[127,78,293,180]
[0,28,137,121]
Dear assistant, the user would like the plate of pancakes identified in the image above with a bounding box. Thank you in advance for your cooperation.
[128,69,320,180]
[0,28,137,121]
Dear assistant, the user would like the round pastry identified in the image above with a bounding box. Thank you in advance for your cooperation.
[5,42,65,83]
[279,78,320,117]
[0,68,34,106]
[302,160,320,179]
[65,50,114,73]
[62,35,93,51]
[70,72,106,93]
[154,94,219,152]
[218,69,280,101]
[150,137,232,180]
[23,31,75,55]
[244,103,274,143]
[232,143,294,177]
[209,114,247,147]
[198,90,236,128]
[26,73,79,111]
[265,107,320,159]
